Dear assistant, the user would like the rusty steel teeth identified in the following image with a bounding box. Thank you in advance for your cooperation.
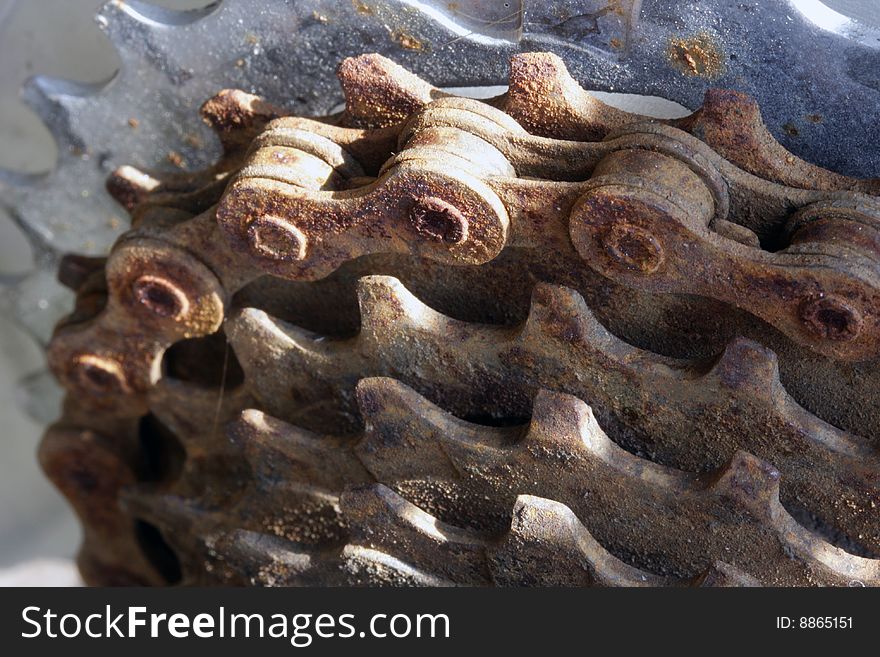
[210,376,878,587]
[214,529,454,588]
[38,426,169,586]
[38,50,880,587]
[226,275,880,557]
[120,482,349,585]
[335,53,447,130]
[499,52,880,195]
[199,486,760,588]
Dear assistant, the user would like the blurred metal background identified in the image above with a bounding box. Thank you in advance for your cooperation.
[0,0,206,571]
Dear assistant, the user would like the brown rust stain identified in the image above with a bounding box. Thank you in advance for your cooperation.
[184,134,203,149]
[391,29,426,51]
[667,33,725,79]
[166,151,185,168]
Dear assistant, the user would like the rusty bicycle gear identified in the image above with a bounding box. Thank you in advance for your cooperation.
[40,52,880,587]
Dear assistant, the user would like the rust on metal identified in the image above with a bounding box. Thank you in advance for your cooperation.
[667,32,725,79]
[40,52,880,586]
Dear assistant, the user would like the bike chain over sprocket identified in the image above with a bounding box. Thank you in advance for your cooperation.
[41,52,880,586]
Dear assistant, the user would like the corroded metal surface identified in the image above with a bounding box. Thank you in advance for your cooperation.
[40,52,880,586]
[207,487,762,587]
[226,277,880,558]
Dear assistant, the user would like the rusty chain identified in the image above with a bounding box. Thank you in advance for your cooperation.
[40,52,880,586]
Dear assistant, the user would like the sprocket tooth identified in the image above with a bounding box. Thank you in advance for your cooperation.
[106,165,161,211]
[200,88,278,130]
[122,491,235,585]
[337,54,442,129]
[228,278,513,430]
[354,376,476,482]
[94,2,147,59]
[107,162,232,219]
[213,529,322,586]
[145,377,251,496]
[675,88,880,194]
[225,307,322,367]
[519,282,616,351]
[702,337,783,399]
[38,425,166,586]
[524,388,614,458]
[705,450,781,517]
[338,546,455,587]
[516,288,880,555]
[357,275,446,336]
[147,376,251,447]
[29,45,880,589]
[123,476,347,569]
[488,494,668,587]
[772,511,880,587]
[200,89,286,154]
[21,75,103,153]
[229,409,372,490]
[501,52,636,141]
[217,477,757,587]
[215,530,452,587]
[236,481,348,548]
[96,0,161,36]
[120,488,208,540]
[4,203,59,268]
[494,51,879,191]
[225,307,356,426]
[341,484,489,584]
